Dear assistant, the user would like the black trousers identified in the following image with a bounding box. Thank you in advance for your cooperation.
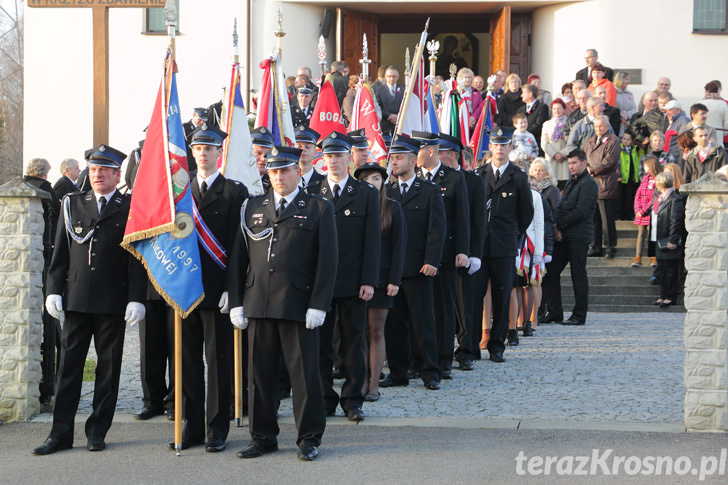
[481,257,515,355]
[543,240,589,322]
[434,262,458,371]
[619,182,639,220]
[319,296,366,413]
[471,268,488,360]
[139,299,174,411]
[593,198,618,249]
[248,318,325,447]
[385,276,440,384]
[454,267,477,362]
[180,308,232,443]
[658,258,682,301]
[50,312,125,444]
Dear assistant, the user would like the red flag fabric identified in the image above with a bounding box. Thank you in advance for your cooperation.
[123,72,175,237]
[350,83,387,164]
[309,76,346,137]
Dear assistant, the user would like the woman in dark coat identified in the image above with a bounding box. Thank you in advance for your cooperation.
[652,171,687,307]
[495,73,526,128]
[354,162,406,402]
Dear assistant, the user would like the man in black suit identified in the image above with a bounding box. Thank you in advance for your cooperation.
[295,126,325,189]
[292,87,315,129]
[34,145,147,455]
[475,130,534,363]
[375,66,404,133]
[183,107,208,172]
[228,146,337,461]
[438,137,487,366]
[542,149,598,325]
[175,125,248,453]
[412,131,470,379]
[383,135,446,390]
[308,132,380,422]
[251,127,274,193]
[330,61,349,107]
[52,158,81,200]
[517,83,550,153]
[124,140,144,192]
[575,49,614,82]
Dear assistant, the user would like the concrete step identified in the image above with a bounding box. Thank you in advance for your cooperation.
[559,292,676,307]
[554,302,686,313]
[559,274,657,285]
[561,262,657,275]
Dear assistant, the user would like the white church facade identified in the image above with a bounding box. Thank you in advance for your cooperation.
[24,0,728,179]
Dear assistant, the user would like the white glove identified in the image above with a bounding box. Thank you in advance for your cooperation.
[544,255,553,264]
[305,308,327,330]
[230,306,248,330]
[125,302,146,326]
[45,294,63,320]
[533,254,543,265]
[218,291,230,314]
[467,257,482,275]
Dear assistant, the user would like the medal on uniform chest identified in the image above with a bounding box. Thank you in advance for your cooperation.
[344,209,351,216]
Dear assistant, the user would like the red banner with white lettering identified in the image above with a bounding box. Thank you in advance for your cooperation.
[309,75,346,137]
[350,82,387,165]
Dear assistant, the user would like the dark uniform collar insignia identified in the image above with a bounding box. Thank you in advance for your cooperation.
[346,185,353,193]
[297,199,306,207]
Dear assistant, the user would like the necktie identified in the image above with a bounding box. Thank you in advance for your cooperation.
[333,184,341,203]
[426,172,433,182]
[495,169,501,184]
[201,180,208,198]
[299,177,305,189]
[99,196,107,215]
[401,182,408,195]
[277,198,287,217]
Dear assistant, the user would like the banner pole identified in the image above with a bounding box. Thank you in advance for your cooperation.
[174,311,182,456]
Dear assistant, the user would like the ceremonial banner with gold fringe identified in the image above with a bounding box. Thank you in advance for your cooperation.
[122,49,204,318]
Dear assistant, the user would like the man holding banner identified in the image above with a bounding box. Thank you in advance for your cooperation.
[176,125,248,452]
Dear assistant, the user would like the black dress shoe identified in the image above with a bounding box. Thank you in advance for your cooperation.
[32,438,72,456]
[134,406,164,420]
[659,299,673,308]
[424,380,440,390]
[237,440,278,459]
[297,444,319,461]
[606,246,616,258]
[539,312,563,324]
[379,377,409,388]
[561,318,585,326]
[440,369,453,380]
[346,407,365,423]
[489,352,505,363]
[406,369,420,380]
[168,439,203,451]
[587,247,605,257]
[523,322,534,337]
[458,359,475,371]
[87,437,106,452]
[206,439,226,453]
[506,329,519,346]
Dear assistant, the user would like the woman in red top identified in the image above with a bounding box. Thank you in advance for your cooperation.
[588,63,617,107]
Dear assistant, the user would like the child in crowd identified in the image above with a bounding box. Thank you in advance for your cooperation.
[632,155,662,268]
[618,130,644,220]
[510,113,539,164]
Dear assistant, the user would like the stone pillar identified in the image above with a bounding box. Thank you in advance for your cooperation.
[0,177,49,422]
[682,173,728,432]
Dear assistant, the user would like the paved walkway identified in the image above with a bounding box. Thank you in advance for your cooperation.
[72,312,685,426]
